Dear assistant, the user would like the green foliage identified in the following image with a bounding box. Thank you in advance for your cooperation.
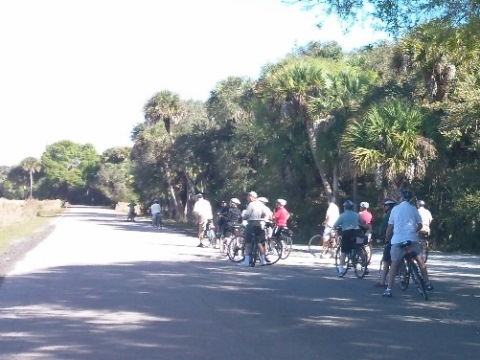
[39,140,100,200]
[287,0,480,35]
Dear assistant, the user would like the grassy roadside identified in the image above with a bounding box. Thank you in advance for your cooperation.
[0,213,62,254]
[0,199,65,256]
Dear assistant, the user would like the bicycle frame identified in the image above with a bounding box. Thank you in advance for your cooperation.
[397,241,428,300]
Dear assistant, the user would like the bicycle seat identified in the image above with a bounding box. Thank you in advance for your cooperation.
[398,240,412,248]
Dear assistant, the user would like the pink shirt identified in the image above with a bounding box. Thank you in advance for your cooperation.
[274,207,290,227]
[359,210,373,225]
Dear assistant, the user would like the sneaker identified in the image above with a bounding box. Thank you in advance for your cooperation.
[383,288,392,297]
[426,283,434,291]
[337,272,344,278]
[197,243,204,248]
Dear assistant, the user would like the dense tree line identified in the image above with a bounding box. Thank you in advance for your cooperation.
[1,1,479,251]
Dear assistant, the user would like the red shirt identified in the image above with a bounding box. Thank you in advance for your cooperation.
[274,207,290,227]
[359,210,373,225]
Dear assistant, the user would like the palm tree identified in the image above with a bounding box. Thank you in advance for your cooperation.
[256,57,335,195]
[20,157,41,199]
[341,100,437,197]
[143,90,186,134]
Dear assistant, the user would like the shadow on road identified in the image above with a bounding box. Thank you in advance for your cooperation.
[0,256,479,360]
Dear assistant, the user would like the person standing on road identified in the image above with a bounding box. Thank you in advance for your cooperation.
[374,198,396,288]
[383,189,433,297]
[238,191,268,266]
[192,193,213,248]
[322,195,340,258]
[359,201,373,242]
[417,200,433,236]
[273,199,290,239]
[333,200,366,277]
[150,199,161,226]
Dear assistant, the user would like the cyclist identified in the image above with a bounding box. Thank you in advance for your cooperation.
[192,193,213,248]
[216,200,229,240]
[127,199,137,221]
[322,195,340,258]
[273,199,290,239]
[417,200,433,237]
[222,197,243,236]
[150,199,161,227]
[333,200,366,277]
[238,191,268,266]
[383,189,433,297]
[359,201,373,242]
[374,198,396,288]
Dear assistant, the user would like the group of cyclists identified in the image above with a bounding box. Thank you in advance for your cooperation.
[320,189,434,298]
[162,186,435,297]
[192,191,291,266]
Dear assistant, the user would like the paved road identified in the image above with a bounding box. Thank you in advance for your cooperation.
[0,206,478,360]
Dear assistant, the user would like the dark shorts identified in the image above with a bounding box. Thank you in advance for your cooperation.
[340,229,356,253]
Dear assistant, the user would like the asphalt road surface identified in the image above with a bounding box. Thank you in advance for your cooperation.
[0,206,479,360]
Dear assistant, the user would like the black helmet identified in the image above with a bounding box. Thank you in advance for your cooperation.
[343,199,354,209]
[328,195,336,202]
[400,189,413,200]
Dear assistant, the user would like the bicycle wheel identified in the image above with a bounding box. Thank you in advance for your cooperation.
[410,261,428,301]
[250,239,258,267]
[227,236,244,262]
[334,246,348,275]
[421,239,429,263]
[280,235,293,260]
[397,259,410,291]
[364,243,373,265]
[353,247,368,279]
[265,238,282,265]
[308,234,324,258]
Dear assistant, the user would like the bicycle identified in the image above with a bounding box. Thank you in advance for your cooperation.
[396,240,429,301]
[127,210,136,222]
[220,223,244,255]
[308,225,338,258]
[200,219,217,247]
[276,226,293,260]
[227,234,245,262]
[153,212,163,229]
[250,225,282,267]
[334,232,368,279]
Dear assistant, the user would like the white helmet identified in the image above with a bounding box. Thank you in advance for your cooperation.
[257,197,268,203]
[276,199,287,206]
[360,201,369,209]
[230,197,241,205]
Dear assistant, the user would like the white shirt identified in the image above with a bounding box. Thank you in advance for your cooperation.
[150,203,161,214]
[325,203,340,227]
[418,207,433,226]
[193,198,213,223]
[244,199,265,221]
[388,201,422,244]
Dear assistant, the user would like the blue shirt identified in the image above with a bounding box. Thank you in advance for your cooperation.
[333,210,365,231]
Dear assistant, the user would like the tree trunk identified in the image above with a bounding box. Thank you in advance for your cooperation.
[163,163,183,219]
[306,118,333,195]
[29,171,33,199]
[182,166,196,219]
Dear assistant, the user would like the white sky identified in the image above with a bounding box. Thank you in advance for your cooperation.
[0,0,388,166]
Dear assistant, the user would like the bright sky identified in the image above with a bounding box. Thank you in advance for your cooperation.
[0,0,388,166]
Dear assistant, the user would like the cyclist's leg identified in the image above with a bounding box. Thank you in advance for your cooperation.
[386,245,403,294]
[321,225,331,257]
[411,242,433,289]
[239,223,253,266]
